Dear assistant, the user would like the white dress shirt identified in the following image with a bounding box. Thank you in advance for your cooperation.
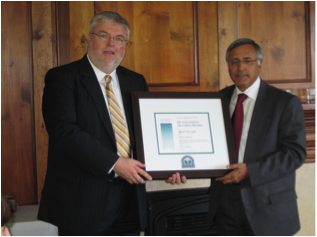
[87,55,131,175]
[87,55,126,120]
[229,77,261,163]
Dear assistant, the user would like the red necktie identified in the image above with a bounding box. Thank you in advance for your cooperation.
[232,93,248,162]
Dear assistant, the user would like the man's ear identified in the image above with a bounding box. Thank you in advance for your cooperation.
[258,60,262,76]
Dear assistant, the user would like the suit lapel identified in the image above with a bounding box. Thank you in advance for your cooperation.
[79,55,116,146]
[223,85,235,101]
[244,80,271,162]
[117,67,135,148]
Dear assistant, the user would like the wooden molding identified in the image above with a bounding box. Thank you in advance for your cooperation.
[148,2,199,88]
[56,2,70,66]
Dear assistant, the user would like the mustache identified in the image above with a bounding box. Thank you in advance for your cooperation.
[236,71,248,77]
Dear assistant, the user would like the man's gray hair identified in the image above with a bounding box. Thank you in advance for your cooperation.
[89,11,130,41]
[226,38,263,64]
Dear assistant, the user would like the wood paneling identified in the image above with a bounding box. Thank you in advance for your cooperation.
[274,1,316,95]
[309,1,315,90]
[69,1,94,62]
[96,1,117,13]
[197,1,219,92]
[119,2,196,86]
[239,1,309,84]
[32,1,57,202]
[1,1,36,205]
[146,1,219,92]
[0,1,314,206]
[218,2,314,90]
[218,1,238,89]
[93,2,219,92]
[56,2,71,66]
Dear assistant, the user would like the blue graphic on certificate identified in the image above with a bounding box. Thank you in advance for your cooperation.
[160,123,175,150]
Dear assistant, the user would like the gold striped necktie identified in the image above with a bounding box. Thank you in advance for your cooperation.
[105,75,131,157]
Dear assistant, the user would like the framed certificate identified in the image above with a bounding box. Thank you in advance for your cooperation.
[131,92,235,179]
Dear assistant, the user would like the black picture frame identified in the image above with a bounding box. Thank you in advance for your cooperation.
[131,92,235,179]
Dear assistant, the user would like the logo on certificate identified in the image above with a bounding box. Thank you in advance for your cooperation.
[181,156,195,168]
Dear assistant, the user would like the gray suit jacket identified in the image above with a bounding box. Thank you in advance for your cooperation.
[220,80,306,235]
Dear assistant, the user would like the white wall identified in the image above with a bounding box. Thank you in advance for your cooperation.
[295,163,315,236]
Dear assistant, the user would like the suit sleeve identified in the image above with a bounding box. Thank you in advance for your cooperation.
[247,96,306,188]
[42,67,119,176]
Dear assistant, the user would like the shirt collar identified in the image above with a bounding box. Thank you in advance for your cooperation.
[87,54,117,85]
[233,77,261,101]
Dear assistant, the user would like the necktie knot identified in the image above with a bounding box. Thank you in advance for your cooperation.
[105,75,112,84]
[237,93,248,104]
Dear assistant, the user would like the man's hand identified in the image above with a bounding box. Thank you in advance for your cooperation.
[165,172,187,185]
[215,163,249,184]
[113,157,152,184]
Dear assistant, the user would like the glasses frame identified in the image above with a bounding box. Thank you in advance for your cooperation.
[228,58,259,66]
[90,32,128,44]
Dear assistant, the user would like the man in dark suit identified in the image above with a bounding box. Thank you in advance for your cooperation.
[37,11,179,236]
[211,38,306,235]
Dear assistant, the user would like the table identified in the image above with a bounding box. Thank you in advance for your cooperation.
[7,205,58,236]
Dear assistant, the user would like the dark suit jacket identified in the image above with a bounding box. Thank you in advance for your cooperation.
[217,80,306,235]
[37,55,149,234]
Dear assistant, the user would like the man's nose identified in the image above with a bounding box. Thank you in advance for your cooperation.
[237,61,245,70]
[106,37,115,46]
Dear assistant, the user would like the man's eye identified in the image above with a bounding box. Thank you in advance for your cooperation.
[244,59,252,63]
[100,35,109,39]
[115,37,124,42]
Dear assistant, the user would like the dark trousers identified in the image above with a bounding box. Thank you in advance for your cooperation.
[59,178,141,236]
[215,183,254,236]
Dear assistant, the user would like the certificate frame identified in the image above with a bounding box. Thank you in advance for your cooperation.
[131,92,236,179]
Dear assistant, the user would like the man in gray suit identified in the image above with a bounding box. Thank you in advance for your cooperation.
[213,38,306,235]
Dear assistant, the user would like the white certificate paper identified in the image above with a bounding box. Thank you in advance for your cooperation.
[138,98,230,172]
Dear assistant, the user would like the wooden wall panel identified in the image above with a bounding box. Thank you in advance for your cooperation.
[305,2,315,161]
[69,1,94,62]
[56,2,71,66]
[119,2,196,86]
[218,1,238,90]
[32,1,57,202]
[87,1,219,92]
[1,1,36,205]
[142,1,219,92]
[197,1,219,92]
[218,1,315,105]
[1,1,314,206]
[310,1,315,89]
[273,1,315,108]
[239,1,308,83]
[96,1,117,13]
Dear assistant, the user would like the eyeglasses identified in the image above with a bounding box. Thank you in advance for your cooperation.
[229,58,258,66]
[90,32,128,44]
